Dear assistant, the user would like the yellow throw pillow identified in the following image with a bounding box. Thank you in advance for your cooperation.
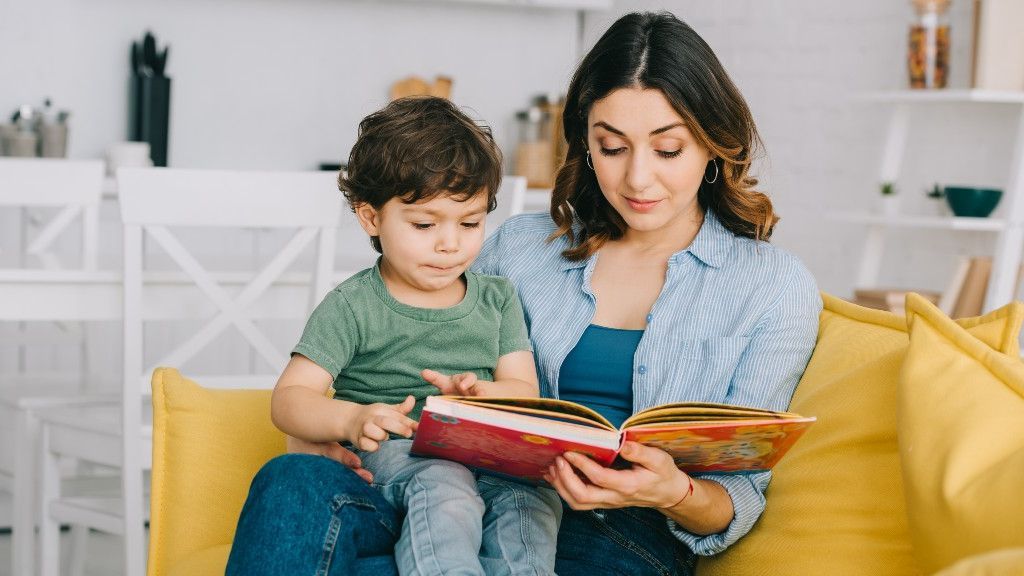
[697,294,1023,576]
[149,368,285,576]
[899,294,1024,574]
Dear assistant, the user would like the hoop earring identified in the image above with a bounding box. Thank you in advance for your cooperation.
[704,160,719,184]
[585,150,595,170]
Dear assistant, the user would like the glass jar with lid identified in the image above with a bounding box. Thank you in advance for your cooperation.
[908,0,952,89]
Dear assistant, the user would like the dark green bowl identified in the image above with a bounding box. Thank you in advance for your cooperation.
[944,186,1002,218]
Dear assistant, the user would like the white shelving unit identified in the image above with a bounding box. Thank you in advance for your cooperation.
[834,89,1024,312]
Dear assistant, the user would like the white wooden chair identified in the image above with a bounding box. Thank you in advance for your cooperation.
[0,157,102,272]
[0,157,111,576]
[0,157,105,385]
[36,167,343,576]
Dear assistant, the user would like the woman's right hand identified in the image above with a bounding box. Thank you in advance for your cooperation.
[285,435,374,483]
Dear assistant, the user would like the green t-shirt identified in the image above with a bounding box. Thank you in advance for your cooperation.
[292,263,533,421]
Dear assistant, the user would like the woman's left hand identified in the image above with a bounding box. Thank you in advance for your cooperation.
[544,441,691,510]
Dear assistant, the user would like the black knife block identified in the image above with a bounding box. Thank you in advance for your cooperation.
[129,75,171,167]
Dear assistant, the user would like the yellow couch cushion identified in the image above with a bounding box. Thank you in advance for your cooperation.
[166,545,233,576]
[932,549,1024,576]
[899,295,1024,574]
[698,294,1023,576]
[148,368,285,576]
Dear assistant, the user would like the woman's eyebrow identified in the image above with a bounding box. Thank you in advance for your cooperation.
[650,122,686,135]
[593,121,625,135]
[592,121,687,136]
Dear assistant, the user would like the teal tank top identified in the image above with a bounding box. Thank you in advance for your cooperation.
[558,324,642,428]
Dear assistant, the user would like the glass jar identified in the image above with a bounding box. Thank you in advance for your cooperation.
[514,99,555,188]
[908,0,952,89]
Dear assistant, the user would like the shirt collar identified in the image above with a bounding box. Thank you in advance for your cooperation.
[679,210,733,269]
[559,210,735,271]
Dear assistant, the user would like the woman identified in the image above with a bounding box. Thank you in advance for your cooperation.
[227,11,820,576]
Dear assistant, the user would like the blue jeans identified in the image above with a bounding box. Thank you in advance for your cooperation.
[227,455,693,576]
[226,454,400,576]
[556,506,693,575]
[356,439,561,576]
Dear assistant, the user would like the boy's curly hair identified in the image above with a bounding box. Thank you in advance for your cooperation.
[339,97,503,253]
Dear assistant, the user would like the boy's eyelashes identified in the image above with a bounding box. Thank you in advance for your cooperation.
[410,221,483,230]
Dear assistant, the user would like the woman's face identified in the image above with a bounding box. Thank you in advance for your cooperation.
[587,87,713,237]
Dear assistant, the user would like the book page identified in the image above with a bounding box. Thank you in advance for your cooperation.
[622,417,816,473]
[622,402,800,429]
[446,396,615,430]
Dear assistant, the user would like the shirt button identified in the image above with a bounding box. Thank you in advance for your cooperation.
[638,365,647,375]
[645,314,653,322]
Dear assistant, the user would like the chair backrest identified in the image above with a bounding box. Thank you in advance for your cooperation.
[0,158,105,270]
[486,176,527,236]
[0,158,106,383]
[117,167,342,394]
[119,168,341,574]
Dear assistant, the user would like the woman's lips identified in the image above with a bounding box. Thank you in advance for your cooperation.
[625,197,661,212]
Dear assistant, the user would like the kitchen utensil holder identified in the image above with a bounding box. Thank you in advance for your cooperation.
[130,75,171,167]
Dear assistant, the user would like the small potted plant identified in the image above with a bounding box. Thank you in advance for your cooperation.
[880,181,899,217]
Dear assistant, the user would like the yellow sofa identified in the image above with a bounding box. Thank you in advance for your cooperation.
[147,294,1024,576]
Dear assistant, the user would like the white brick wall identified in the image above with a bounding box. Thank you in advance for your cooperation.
[585,1,1018,300]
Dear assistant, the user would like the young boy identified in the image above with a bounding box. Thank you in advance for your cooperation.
[271,96,561,575]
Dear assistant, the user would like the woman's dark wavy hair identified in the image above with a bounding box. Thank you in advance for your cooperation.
[339,96,502,253]
[551,11,777,260]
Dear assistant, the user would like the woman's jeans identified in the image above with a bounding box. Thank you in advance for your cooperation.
[226,454,694,576]
[226,454,399,576]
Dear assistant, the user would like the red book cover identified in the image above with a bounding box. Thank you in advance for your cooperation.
[410,396,815,484]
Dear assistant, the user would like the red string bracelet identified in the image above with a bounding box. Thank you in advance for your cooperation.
[662,476,695,509]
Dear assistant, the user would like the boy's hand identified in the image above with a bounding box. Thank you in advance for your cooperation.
[422,369,482,396]
[346,395,418,452]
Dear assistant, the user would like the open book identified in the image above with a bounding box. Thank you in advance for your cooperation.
[410,396,815,485]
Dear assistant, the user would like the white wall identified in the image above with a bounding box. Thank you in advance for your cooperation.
[584,1,1017,300]
[8,0,1012,299]
[2,0,582,170]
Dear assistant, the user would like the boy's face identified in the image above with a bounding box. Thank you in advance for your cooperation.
[354,192,489,302]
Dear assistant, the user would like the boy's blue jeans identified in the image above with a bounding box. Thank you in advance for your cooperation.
[355,439,561,575]
[227,454,693,576]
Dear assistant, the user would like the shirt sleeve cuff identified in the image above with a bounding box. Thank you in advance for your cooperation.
[498,338,534,356]
[291,344,342,379]
[666,471,770,556]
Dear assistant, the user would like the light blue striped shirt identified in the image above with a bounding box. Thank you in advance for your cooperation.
[473,210,821,556]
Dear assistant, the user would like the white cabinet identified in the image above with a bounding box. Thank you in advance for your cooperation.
[833,90,1024,312]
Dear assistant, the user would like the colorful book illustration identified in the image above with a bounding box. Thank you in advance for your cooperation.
[410,396,816,485]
